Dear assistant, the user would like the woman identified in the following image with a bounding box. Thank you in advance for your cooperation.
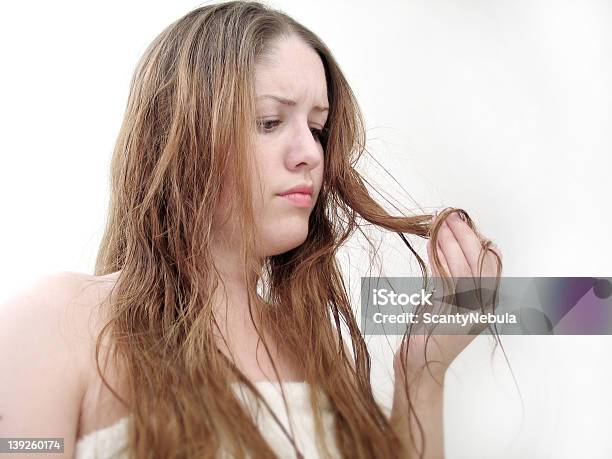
[0,1,502,458]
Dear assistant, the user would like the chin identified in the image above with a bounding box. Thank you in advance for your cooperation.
[261,223,310,256]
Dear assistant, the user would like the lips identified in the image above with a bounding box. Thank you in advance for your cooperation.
[276,183,315,208]
[277,183,314,197]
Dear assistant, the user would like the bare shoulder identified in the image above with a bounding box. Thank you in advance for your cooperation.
[1,270,119,370]
[0,270,121,453]
[0,270,107,378]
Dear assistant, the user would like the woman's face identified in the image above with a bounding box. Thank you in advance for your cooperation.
[215,36,328,257]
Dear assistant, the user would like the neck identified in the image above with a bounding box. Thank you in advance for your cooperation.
[208,233,271,356]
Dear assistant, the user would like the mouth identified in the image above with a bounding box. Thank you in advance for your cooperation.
[277,192,313,207]
[276,183,315,208]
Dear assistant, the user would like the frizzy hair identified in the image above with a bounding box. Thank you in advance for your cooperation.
[93,1,503,458]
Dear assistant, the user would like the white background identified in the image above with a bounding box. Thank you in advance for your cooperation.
[1,1,610,457]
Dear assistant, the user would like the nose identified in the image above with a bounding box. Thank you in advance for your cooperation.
[285,122,324,171]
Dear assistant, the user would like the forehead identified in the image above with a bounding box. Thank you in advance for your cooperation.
[254,36,328,105]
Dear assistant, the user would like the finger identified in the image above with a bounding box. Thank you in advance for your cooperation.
[436,242,452,279]
[489,243,503,261]
[426,239,439,277]
[438,218,472,278]
[427,237,450,278]
[482,243,503,276]
[445,213,486,278]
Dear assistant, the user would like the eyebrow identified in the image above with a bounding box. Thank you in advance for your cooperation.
[256,94,329,112]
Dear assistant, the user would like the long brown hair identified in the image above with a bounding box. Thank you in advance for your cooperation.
[93,1,503,458]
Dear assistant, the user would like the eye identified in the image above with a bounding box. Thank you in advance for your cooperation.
[257,119,329,143]
[310,127,323,142]
[257,119,281,132]
[311,126,329,144]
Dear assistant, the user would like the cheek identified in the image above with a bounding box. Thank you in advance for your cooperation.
[313,162,325,194]
[212,172,234,226]
[251,150,277,202]
[250,170,269,212]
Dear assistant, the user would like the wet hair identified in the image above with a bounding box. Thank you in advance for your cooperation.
[94,2,503,458]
